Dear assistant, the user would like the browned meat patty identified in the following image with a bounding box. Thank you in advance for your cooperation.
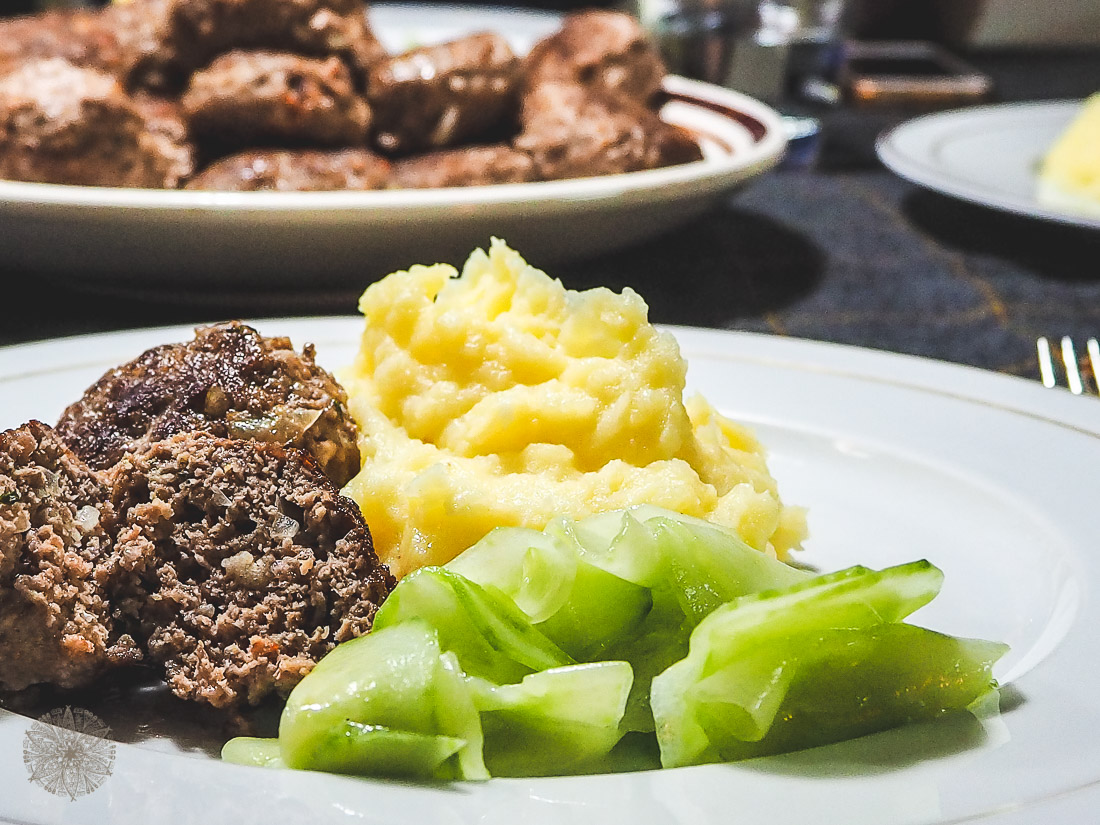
[182,50,371,147]
[110,432,394,708]
[524,10,667,104]
[0,422,140,693]
[515,81,702,181]
[0,58,192,187]
[368,32,521,155]
[0,8,129,78]
[56,322,362,487]
[391,144,535,189]
[130,92,196,186]
[185,147,390,190]
[111,0,387,92]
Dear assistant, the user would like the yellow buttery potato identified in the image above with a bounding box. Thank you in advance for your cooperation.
[343,239,805,578]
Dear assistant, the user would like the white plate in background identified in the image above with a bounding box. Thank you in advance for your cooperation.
[1,321,1099,824]
[877,100,1100,230]
[0,5,787,291]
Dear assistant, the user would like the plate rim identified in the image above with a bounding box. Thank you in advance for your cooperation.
[876,99,1100,231]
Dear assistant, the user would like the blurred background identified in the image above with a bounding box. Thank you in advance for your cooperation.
[0,0,1097,379]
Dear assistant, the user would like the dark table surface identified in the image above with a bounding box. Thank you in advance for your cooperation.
[2,48,1099,384]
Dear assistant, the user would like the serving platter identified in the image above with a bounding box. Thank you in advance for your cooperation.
[1,319,1099,825]
[0,4,787,291]
[877,100,1100,230]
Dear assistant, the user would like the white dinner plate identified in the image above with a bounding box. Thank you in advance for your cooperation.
[0,4,787,291]
[876,100,1100,230]
[1,319,1100,824]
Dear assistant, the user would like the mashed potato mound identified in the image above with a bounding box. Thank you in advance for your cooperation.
[1038,93,1100,217]
[343,239,806,578]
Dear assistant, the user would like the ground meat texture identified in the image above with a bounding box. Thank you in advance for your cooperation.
[524,10,667,104]
[0,9,129,78]
[113,0,387,92]
[515,81,702,181]
[391,144,535,189]
[185,147,390,190]
[0,58,191,188]
[182,50,371,147]
[56,321,362,487]
[109,433,394,708]
[368,32,521,155]
[0,422,140,692]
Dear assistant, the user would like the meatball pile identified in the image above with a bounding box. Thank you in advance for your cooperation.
[0,2,702,191]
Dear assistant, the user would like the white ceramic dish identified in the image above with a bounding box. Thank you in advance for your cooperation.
[0,4,787,290]
[1,319,1100,824]
[877,100,1100,230]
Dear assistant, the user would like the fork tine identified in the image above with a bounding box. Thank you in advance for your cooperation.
[1061,336,1084,395]
[1037,336,1057,388]
[1088,338,1100,394]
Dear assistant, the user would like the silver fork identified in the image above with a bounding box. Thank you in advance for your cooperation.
[1037,336,1100,395]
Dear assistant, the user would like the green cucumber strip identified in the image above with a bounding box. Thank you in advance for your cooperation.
[372,567,573,683]
[469,662,633,776]
[279,620,488,780]
[221,737,285,768]
[446,525,576,623]
[651,562,1004,768]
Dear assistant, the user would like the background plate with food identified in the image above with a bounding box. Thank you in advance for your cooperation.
[877,100,1100,231]
[0,3,786,289]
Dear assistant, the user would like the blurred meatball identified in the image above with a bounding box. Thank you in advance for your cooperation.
[515,81,702,181]
[0,58,192,187]
[368,32,521,155]
[524,10,667,103]
[186,148,391,191]
[183,50,371,147]
[110,0,387,91]
[391,144,535,189]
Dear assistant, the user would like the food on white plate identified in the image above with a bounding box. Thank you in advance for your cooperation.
[342,239,806,579]
[0,242,1007,779]
[0,325,396,708]
[1037,92,1100,217]
[0,2,703,191]
[223,508,1006,777]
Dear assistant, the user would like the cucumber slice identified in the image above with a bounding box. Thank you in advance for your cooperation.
[221,737,285,768]
[651,563,1006,768]
[279,621,488,780]
[372,567,573,683]
[469,661,633,776]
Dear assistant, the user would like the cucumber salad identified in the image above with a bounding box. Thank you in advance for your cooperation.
[224,506,1006,779]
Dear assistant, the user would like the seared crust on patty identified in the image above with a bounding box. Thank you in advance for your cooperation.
[110,432,393,708]
[0,422,140,692]
[56,321,361,487]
